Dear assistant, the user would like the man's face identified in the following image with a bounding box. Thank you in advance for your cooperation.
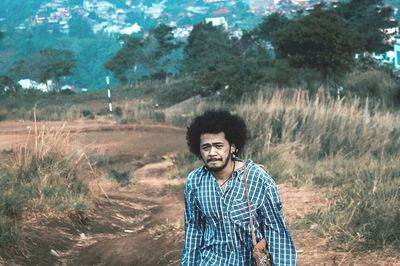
[199,132,234,172]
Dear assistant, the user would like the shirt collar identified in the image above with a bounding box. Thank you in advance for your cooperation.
[200,158,253,181]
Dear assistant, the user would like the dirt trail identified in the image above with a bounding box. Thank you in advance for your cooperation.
[0,119,399,266]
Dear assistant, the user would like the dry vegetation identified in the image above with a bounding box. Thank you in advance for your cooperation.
[0,88,399,261]
[0,115,95,256]
[164,89,400,252]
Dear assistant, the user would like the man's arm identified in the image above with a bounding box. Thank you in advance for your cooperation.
[260,182,297,265]
[181,177,204,266]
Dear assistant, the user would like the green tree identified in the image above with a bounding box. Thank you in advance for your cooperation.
[0,75,18,95]
[336,0,395,53]
[11,48,77,90]
[252,12,291,45]
[183,22,233,74]
[104,35,144,83]
[182,22,274,98]
[274,8,363,83]
[147,24,181,77]
[105,24,181,83]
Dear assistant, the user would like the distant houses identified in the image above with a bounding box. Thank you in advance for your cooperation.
[18,79,50,92]
[205,17,228,31]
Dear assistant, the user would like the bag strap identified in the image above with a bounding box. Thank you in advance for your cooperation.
[243,163,258,247]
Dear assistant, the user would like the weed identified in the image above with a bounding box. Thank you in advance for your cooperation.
[0,122,92,250]
[109,169,132,187]
[81,109,95,119]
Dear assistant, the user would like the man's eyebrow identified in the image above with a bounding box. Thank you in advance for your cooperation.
[201,141,224,146]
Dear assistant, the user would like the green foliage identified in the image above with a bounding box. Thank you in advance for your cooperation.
[182,22,276,98]
[104,36,145,83]
[148,24,182,75]
[183,22,232,74]
[0,75,19,95]
[0,146,90,248]
[109,169,132,187]
[114,106,123,118]
[81,109,95,119]
[105,24,181,83]
[343,69,400,106]
[0,30,119,90]
[310,158,400,250]
[252,12,291,45]
[10,48,77,89]
[336,0,395,53]
[274,8,363,81]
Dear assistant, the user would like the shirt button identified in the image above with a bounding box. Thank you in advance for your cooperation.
[227,233,230,236]
[224,216,228,219]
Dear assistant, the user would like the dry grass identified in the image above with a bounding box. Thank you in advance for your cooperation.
[0,111,97,250]
[168,89,400,251]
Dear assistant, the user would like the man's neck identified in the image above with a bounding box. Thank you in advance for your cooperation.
[212,160,235,181]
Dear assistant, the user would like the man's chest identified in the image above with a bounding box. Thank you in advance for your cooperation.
[196,178,259,222]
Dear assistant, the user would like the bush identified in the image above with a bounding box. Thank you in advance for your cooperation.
[81,109,95,119]
[311,157,400,250]
[343,70,399,106]
[0,125,91,249]
[109,169,132,187]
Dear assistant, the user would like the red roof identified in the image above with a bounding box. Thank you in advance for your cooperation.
[213,8,229,15]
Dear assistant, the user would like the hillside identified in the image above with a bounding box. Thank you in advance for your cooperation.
[0,0,398,90]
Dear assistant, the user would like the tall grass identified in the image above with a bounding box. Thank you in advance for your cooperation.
[235,90,400,250]
[0,120,92,251]
[169,89,400,251]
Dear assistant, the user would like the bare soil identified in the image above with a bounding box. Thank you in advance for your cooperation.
[0,118,398,266]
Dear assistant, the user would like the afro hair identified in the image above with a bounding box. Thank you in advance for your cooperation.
[186,110,247,158]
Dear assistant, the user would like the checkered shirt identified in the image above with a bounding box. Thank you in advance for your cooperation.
[181,159,296,266]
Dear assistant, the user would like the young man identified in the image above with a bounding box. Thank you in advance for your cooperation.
[181,110,296,266]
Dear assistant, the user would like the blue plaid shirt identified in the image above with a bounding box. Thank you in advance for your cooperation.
[181,160,296,266]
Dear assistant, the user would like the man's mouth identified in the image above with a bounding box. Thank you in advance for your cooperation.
[207,158,222,163]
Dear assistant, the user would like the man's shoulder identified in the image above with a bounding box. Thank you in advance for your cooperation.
[186,166,205,185]
[247,160,276,186]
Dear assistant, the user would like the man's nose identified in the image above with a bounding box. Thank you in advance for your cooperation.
[208,146,217,155]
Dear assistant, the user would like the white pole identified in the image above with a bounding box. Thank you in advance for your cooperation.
[106,76,112,113]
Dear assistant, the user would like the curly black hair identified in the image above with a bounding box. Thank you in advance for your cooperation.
[186,110,247,158]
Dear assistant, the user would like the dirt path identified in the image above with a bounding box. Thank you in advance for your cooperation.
[0,119,399,265]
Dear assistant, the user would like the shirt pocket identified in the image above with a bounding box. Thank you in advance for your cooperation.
[229,199,253,246]
[229,199,251,224]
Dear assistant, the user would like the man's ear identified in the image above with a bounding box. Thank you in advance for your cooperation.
[231,144,237,154]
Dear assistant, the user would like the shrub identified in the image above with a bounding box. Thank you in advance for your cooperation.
[310,157,400,250]
[81,109,95,119]
[343,70,399,107]
[109,169,132,187]
[0,124,92,249]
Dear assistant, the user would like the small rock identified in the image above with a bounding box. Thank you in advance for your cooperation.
[310,223,318,230]
[124,229,134,233]
[79,233,87,240]
[49,249,61,258]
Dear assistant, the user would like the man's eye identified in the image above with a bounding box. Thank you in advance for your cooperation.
[215,145,223,149]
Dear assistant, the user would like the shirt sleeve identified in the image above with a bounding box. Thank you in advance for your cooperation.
[259,181,297,265]
[181,175,204,266]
